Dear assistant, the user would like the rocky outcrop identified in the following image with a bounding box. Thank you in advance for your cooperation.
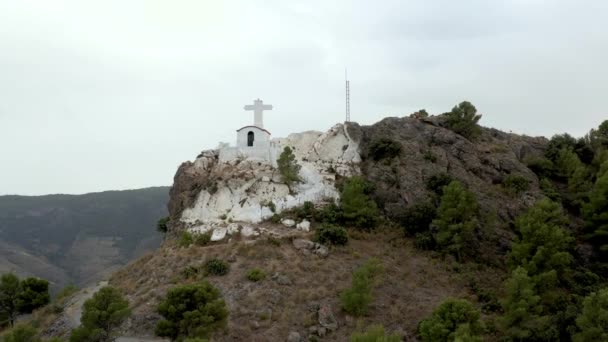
[167,124,360,235]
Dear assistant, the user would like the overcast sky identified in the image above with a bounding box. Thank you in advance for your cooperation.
[1,0,607,195]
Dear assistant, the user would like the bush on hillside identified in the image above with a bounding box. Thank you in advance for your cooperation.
[525,156,555,179]
[432,181,479,260]
[156,216,170,233]
[277,146,302,187]
[426,173,454,196]
[546,134,578,163]
[418,299,484,342]
[69,286,130,342]
[340,176,380,229]
[314,224,348,246]
[204,258,230,276]
[340,258,383,316]
[155,281,228,341]
[502,174,531,195]
[368,138,402,161]
[414,232,435,250]
[572,287,608,341]
[16,277,50,314]
[0,274,20,328]
[397,200,437,235]
[350,324,401,342]
[2,324,40,342]
[582,168,608,260]
[194,232,212,246]
[246,268,266,282]
[178,231,194,248]
[317,202,344,224]
[444,101,482,140]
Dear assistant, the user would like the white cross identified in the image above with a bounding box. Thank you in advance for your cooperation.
[244,98,273,128]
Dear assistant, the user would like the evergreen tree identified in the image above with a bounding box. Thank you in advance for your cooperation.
[445,101,482,140]
[277,146,302,188]
[500,267,554,341]
[432,181,479,260]
[572,288,608,342]
[16,277,50,314]
[0,274,20,327]
[546,134,578,163]
[589,120,608,150]
[70,286,130,342]
[340,176,379,229]
[582,167,608,258]
[508,199,573,284]
[418,299,484,342]
[2,324,39,342]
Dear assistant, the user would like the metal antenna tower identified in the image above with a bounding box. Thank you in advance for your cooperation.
[345,69,351,122]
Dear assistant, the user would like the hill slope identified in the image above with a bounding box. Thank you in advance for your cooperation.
[0,187,169,290]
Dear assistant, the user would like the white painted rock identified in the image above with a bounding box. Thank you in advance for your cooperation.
[227,223,240,235]
[282,219,296,227]
[261,176,271,182]
[241,225,259,237]
[296,219,311,232]
[211,227,227,241]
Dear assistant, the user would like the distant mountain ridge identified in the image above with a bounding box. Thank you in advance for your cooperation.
[0,187,169,291]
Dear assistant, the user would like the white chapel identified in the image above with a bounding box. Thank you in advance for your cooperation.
[218,99,280,165]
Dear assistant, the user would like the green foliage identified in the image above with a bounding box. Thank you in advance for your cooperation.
[414,232,436,250]
[572,288,608,341]
[546,134,578,162]
[2,324,39,342]
[426,173,454,196]
[155,281,228,341]
[16,277,50,314]
[314,224,348,246]
[157,216,170,233]
[204,258,229,276]
[246,268,266,282]
[194,232,212,246]
[502,174,530,195]
[432,181,479,260]
[582,167,608,258]
[540,178,561,202]
[70,286,130,342]
[350,324,401,342]
[444,101,482,140]
[368,138,402,161]
[340,258,383,316]
[418,298,484,342]
[178,231,194,248]
[340,176,379,229]
[525,156,555,179]
[277,146,302,187]
[317,202,344,224]
[397,201,437,235]
[270,213,281,224]
[0,274,21,327]
[500,267,554,341]
[508,199,573,283]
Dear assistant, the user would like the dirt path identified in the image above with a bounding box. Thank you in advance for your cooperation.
[64,281,108,328]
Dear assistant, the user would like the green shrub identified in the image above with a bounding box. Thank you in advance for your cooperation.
[318,202,343,224]
[444,101,482,140]
[315,224,348,246]
[178,231,194,248]
[368,138,402,161]
[16,277,50,314]
[340,176,379,229]
[414,232,436,250]
[157,216,170,233]
[182,266,200,279]
[572,287,608,341]
[70,286,130,342]
[270,213,281,224]
[426,173,454,196]
[155,281,228,341]
[582,168,608,259]
[546,134,578,162]
[418,299,484,342]
[350,324,401,342]
[502,174,531,195]
[432,181,479,260]
[194,232,212,246]
[0,273,20,327]
[340,258,383,316]
[525,157,555,178]
[204,258,229,276]
[2,324,39,342]
[277,146,302,187]
[397,201,437,235]
[540,178,561,202]
[246,268,266,282]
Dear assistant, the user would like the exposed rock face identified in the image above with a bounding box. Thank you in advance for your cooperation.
[351,115,548,226]
[167,124,360,234]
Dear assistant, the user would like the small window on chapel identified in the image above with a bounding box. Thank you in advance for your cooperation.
[247,131,254,147]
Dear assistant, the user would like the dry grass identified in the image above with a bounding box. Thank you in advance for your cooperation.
[108,228,491,341]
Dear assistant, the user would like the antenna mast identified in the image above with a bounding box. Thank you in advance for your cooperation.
[345,69,351,123]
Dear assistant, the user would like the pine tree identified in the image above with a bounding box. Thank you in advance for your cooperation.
[0,274,20,327]
[340,176,379,229]
[432,181,479,260]
[445,101,482,140]
[582,167,608,259]
[508,198,573,284]
[70,286,130,342]
[501,267,554,341]
[418,298,484,342]
[572,288,608,341]
[277,146,302,188]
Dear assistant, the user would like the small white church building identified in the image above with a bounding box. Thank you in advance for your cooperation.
[218,99,281,165]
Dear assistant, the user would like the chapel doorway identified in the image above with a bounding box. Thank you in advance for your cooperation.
[247,131,254,147]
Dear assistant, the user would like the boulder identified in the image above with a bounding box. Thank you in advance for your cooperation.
[226,223,240,235]
[296,219,311,232]
[287,332,301,342]
[211,227,227,241]
[282,219,296,227]
[293,239,315,250]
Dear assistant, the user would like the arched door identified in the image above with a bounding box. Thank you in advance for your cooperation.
[247,131,254,147]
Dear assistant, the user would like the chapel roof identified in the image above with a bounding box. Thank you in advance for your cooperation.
[236,125,271,135]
